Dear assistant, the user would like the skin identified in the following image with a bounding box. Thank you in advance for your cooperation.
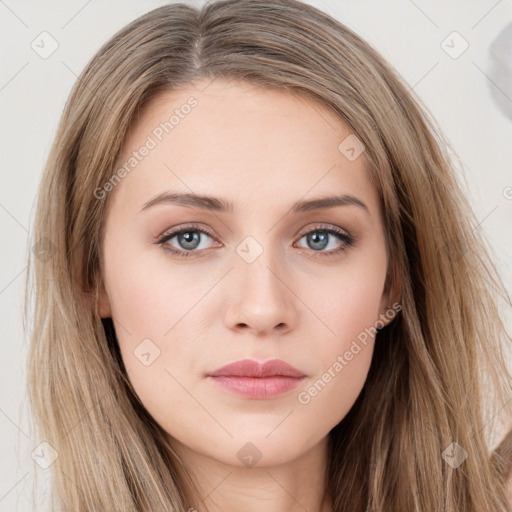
[97,77,399,512]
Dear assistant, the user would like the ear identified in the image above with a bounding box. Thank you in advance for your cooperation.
[378,262,402,328]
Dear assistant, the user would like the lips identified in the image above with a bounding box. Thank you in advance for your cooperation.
[207,358,306,378]
[206,359,306,399]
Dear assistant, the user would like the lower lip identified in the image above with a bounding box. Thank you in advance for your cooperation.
[207,375,305,399]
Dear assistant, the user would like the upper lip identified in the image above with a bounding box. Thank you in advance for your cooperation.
[207,359,306,378]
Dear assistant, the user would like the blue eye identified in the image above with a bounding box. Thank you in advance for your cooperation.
[296,227,354,254]
[156,224,217,258]
[156,223,355,259]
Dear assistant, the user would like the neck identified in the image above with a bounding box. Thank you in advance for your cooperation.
[169,435,333,512]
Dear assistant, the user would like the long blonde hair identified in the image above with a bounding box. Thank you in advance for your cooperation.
[25,0,512,510]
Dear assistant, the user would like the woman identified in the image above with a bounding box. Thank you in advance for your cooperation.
[26,0,512,510]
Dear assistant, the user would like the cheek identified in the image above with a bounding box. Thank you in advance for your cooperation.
[103,236,209,337]
[100,231,211,389]
[294,264,384,419]
[293,238,387,418]
[306,248,387,348]
[104,255,211,431]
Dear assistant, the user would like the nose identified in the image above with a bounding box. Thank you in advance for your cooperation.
[223,248,298,337]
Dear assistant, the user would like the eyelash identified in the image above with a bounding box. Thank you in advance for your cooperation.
[155,223,356,259]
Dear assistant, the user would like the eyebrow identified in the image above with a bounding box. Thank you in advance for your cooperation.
[138,191,370,215]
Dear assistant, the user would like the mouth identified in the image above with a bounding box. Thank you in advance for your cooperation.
[206,358,306,399]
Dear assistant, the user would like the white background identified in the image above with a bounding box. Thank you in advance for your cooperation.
[1,1,511,510]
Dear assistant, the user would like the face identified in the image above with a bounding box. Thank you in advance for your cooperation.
[97,78,396,469]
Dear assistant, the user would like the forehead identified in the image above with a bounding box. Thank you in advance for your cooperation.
[109,78,378,216]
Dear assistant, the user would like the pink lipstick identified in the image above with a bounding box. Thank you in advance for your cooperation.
[206,359,306,399]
